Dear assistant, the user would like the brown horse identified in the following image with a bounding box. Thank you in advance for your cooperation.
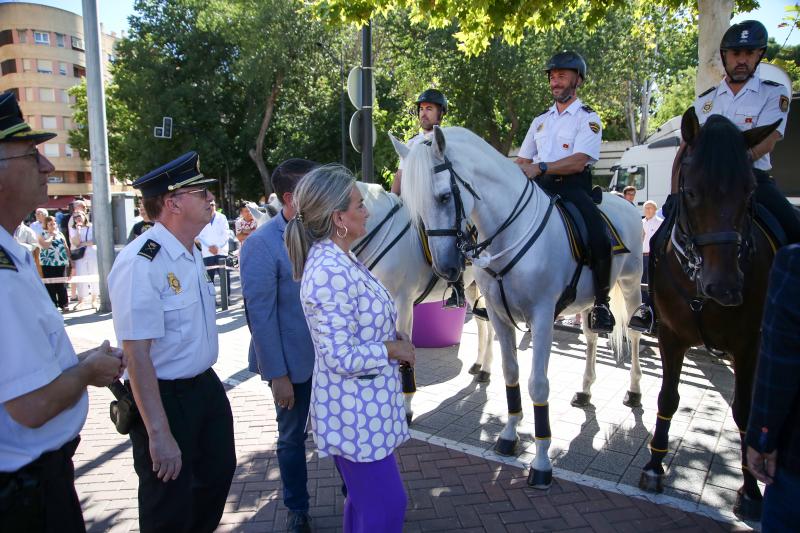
[638,107,781,521]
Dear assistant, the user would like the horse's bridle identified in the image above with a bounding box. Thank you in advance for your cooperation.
[673,153,752,282]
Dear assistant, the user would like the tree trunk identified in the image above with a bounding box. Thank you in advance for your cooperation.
[696,0,733,96]
[638,78,652,142]
[625,81,639,145]
[501,97,520,156]
[248,71,285,196]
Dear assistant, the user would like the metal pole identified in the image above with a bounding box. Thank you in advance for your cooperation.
[360,22,373,183]
[340,44,347,167]
[218,256,229,311]
[81,0,114,313]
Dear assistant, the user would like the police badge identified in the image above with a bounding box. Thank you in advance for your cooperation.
[167,273,182,294]
[702,100,713,114]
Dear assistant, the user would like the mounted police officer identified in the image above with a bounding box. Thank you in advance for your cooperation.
[108,152,236,532]
[394,88,472,310]
[0,90,125,532]
[630,20,800,333]
[516,51,615,333]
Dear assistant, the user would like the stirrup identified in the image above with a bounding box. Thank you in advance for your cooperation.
[628,304,655,334]
[444,288,466,309]
[589,303,614,333]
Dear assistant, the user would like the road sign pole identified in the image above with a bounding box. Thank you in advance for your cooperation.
[361,22,373,183]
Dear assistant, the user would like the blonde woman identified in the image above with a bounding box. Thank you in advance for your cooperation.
[70,211,99,307]
[285,165,414,533]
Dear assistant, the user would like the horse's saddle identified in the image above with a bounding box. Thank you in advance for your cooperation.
[754,203,786,253]
[555,199,630,265]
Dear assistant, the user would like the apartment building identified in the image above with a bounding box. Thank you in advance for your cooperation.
[0,1,125,207]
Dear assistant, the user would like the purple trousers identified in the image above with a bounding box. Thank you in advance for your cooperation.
[333,454,407,533]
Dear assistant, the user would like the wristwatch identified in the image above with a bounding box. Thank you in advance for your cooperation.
[538,162,548,175]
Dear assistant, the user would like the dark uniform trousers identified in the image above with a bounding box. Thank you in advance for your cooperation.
[128,368,236,533]
[0,437,84,533]
[753,169,800,244]
[539,169,612,301]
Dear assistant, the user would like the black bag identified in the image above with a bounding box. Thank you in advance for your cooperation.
[70,247,86,261]
[108,381,139,434]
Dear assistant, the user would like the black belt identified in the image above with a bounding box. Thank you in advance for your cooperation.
[0,436,80,490]
[126,367,214,396]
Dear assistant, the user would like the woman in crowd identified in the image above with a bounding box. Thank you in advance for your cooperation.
[37,215,70,311]
[234,201,257,243]
[285,165,414,533]
[69,210,99,308]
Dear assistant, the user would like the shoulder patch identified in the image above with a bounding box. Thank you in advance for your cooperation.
[137,239,161,261]
[698,86,715,97]
[763,79,781,87]
[535,108,549,118]
[588,122,601,134]
[780,94,790,113]
[581,104,595,113]
[0,246,17,271]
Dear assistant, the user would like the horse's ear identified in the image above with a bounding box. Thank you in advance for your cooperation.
[681,106,700,145]
[743,119,782,149]
[388,132,410,160]
[432,125,446,159]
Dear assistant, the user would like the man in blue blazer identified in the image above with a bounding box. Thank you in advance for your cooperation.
[240,159,318,533]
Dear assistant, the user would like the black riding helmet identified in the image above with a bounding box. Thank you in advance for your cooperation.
[545,51,587,81]
[415,88,448,115]
[720,20,768,51]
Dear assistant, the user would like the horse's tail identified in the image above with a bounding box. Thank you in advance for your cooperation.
[608,283,628,364]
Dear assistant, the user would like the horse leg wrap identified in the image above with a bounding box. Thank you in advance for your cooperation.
[533,403,551,440]
[401,365,416,394]
[645,414,671,473]
[506,385,522,416]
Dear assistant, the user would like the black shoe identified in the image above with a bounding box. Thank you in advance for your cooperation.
[588,302,615,333]
[628,304,655,334]
[286,510,312,533]
[444,287,466,308]
[471,306,489,320]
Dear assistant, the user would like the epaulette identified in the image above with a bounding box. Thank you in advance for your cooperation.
[137,239,161,261]
[698,86,715,97]
[581,104,596,114]
[0,246,17,272]
[536,108,549,117]
[763,79,781,87]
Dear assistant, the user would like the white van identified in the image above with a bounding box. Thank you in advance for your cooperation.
[609,63,800,208]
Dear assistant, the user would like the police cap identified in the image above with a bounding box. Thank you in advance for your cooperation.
[133,151,217,198]
[0,91,57,144]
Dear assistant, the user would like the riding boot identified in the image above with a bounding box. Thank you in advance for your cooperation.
[588,257,615,333]
[444,278,466,308]
[754,171,800,244]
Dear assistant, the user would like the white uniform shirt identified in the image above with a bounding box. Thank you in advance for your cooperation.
[399,131,431,171]
[108,223,218,380]
[642,215,663,254]
[196,212,229,258]
[693,75,789,171]
[519,98,602,165]
[0,227,87,471]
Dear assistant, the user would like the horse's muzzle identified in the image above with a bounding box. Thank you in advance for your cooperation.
[702,283,743,307]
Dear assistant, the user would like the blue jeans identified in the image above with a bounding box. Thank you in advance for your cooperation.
[272,377,312,512]
[762,468,800,532]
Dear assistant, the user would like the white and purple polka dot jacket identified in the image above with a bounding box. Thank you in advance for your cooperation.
[301,239,410,462]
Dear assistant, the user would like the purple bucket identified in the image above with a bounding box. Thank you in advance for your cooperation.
[411,301,468,348]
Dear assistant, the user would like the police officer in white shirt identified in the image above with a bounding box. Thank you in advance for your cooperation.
[630,20,800,333]
[108,151,236,533]
[196,200,230,293]
[516,51,614,333]
[0,90,124,532]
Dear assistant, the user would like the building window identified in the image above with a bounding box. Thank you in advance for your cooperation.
[17,30,27,44]
[33,31,50,45]
[65,144,74,157]
[39,87,55,102]
[25,87,35,101]
[59,89,70,104]
[59,62,67,76]
[43,143,59,157]
[71,36,84,51]
[73,65,86,78]
[1,59,17,75]
[22,59,32,72]
[63,117,72,130]
[37,59,53,74]
[55,33,66,48]
[0,30,12,47]
[42,116,57,129]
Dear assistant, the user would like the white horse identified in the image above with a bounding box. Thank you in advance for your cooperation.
[393,126,643,488]
[249,183,495,422]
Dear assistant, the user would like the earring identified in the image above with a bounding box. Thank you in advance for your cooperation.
[336,225,348,239]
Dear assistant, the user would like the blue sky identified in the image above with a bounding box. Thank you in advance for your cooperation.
[3,0,799,45]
